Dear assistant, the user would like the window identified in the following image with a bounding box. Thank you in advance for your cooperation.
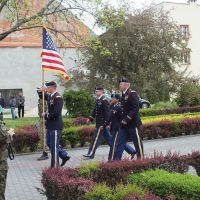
[181,51,190,65]
[0,89,22,108]
[180,25,189,38]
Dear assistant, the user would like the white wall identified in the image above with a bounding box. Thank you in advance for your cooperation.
[0,47,80,110]
[156,2,200,76]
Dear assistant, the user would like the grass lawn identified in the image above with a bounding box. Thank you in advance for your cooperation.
[4,111,200,129]
[4,117,39,128]
[4,117,73,128]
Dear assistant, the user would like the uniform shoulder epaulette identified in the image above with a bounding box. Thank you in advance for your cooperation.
[130,90,138,95]
[130,90,136,93]
[56,95,62,98]
[102,97,109,102]
[55,93,62,98]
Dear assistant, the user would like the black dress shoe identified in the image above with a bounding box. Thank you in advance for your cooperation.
[131,152,137,160]
[83,154,91,157]
[61,156,70,166]
[37,152,49,161]
[82,155,94,160]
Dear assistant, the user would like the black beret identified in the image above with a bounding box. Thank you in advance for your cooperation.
[45,81,57,87]
[95,86,104,91]
[111,93,120,100]
[119,77,130,83]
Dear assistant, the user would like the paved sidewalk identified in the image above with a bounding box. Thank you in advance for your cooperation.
[5,134,200,200]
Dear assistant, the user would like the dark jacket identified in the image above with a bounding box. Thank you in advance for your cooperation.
[17,96,25,107]
[121,88,142,128]
[0,98,4,108]
[109,102,122,132]
[89,96,110,128]
[9,97,16,108]
[38,91,64,130]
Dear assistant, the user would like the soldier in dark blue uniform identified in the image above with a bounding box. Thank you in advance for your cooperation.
[114,78,144,160]
[38,81,70,168]
[83,86,112,159]
[108,94,136,161]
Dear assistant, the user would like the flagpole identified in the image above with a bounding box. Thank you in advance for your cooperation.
[42,69,46,153]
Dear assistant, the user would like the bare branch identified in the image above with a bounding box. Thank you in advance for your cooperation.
[0,0,9,13]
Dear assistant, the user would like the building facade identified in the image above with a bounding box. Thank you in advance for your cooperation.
[0,2,92,111]
[156,1,200,77]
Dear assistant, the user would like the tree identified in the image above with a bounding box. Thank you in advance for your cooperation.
[0,0,100,43]
[175,80,200,107]
[82,6,189,103]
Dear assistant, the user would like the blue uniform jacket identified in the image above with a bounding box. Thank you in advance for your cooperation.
[89,96,110,128]
[121,88,142,128]
[38,91,64,130]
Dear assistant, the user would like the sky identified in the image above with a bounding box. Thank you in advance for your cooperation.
[81,0,191,35]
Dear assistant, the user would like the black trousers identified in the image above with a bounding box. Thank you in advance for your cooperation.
[18,105,24,117]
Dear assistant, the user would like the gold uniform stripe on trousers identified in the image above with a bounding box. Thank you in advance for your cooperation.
[111,131,118,160]
[89,128,101,156]
[135,128,143,160]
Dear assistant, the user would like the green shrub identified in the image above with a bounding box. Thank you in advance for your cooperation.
[140,105,200,117]
[112,184,144,200]
[153,101,177,109]
[85,184,113,200]
[128,169,200,200]
[79,162,99,178]
[62,127,81,148]
[176,82,200,107]
[63,90,95,117]
[63,118,74,128]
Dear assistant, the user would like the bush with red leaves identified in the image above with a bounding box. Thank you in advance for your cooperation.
[13,125,39,152]
[141,118,200,140]
[141,120,177,139]
[180,118,200,135]
[73,117,90,126]
[78,126,95,147]
[91,152,189,187]
[188,151,200,176]
[42,167,95,200]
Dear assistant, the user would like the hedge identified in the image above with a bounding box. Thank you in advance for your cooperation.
[42,151,200,200]
[140,105,200,117]
[128,169,200,200]
[62,125,95,148]
[13,125,40,152]
[89,152,189,187]
[139,117,200,140]
[61,117,200,148]
[142,112,200,124]
[13,116,200,152]
[42,167,95,200]
[85,184,144,200]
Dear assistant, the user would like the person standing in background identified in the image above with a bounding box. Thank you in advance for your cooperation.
[0,93,4,121]
[9,96,17,120]
[17,92,25,118]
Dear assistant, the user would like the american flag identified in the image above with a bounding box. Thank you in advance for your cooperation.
[41,28,70,80]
